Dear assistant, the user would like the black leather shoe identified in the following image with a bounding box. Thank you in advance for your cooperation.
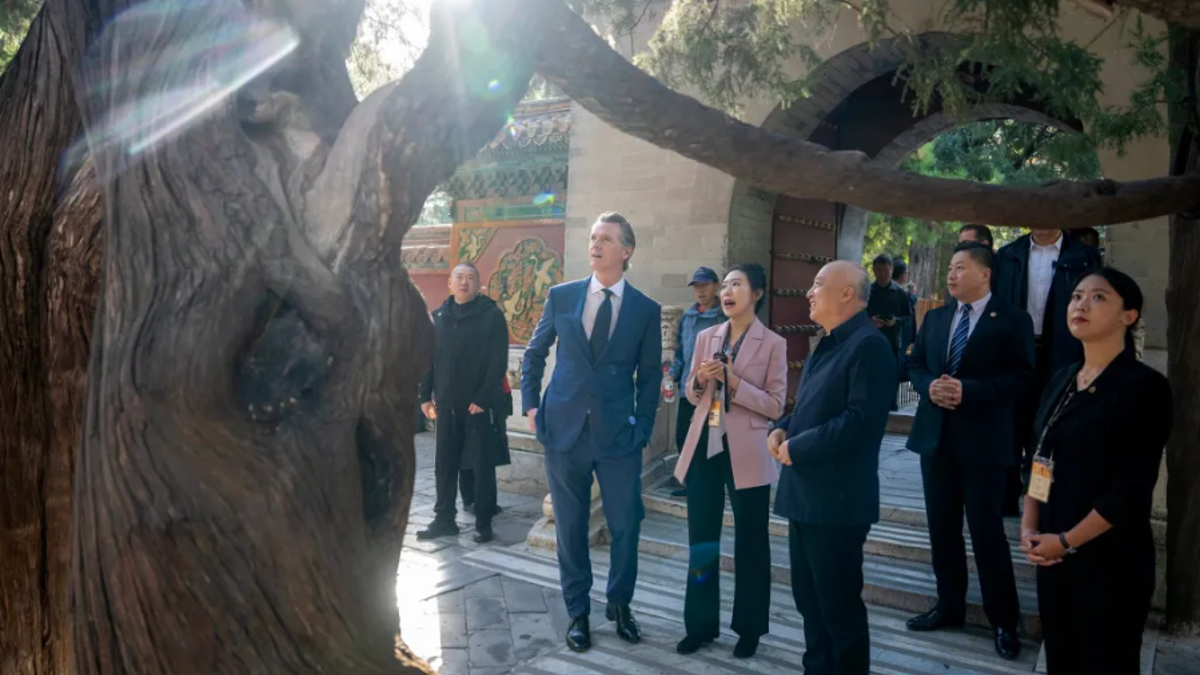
[605,603,642,643]
[995,628,1020,660]
[473,523,493,544]
[733,636,760,659]
[566,615,591,652]
[676,634,714,654]
[905,605,965,632]
[415,520,459,541]
[670,486,688,498]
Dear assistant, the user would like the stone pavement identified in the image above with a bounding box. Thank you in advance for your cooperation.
[397,432,572,675]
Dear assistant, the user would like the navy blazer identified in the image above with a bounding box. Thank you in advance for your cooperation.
[993,234,1100,373]
[521,278,663,457]
[773,311,895,527]
[905,296,1034,467]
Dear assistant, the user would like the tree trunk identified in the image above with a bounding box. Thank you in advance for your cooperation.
[1166,24,1200,637]
[0,3,94,672]
[908,222,942,301]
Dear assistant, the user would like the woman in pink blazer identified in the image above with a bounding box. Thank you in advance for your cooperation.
[674,263,788,659]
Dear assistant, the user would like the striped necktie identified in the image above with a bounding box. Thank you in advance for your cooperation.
[947,303,972,375]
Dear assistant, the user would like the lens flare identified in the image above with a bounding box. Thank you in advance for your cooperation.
[67,0,299,179]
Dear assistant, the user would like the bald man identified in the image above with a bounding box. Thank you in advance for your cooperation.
[768,261,896,675]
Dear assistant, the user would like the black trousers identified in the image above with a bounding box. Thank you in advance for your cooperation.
[676,396,697,452]
[459,470,475,505]
[1007,337,1053,508]
[683,434,771,640]
[433,412,497,526]
[789,521,871,675]
[921,452,1019,630]
[1037,550,1153,675]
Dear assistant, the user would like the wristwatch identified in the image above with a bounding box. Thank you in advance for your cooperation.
[1059,532,1078,555]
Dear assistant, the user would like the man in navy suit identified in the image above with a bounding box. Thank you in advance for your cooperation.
[768,261,895,675]
[521,212,663,653]
[904,243,1034,661]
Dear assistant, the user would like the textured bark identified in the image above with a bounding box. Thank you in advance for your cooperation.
[0,3,94,673]
[528,0,1200,228]
[66,0,535,673]
[1166,25,1200,637]
[907,224,944,300]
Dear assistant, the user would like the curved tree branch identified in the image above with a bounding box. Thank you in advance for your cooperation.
[527,0,1200,228]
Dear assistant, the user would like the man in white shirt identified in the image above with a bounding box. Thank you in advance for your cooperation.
[904,243,1034,660]
[993,228,1101,512]
[521,213,663,653]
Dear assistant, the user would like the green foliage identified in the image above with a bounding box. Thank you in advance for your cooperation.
[861,119,1098,292]
[619,0,1188,153]
[0,0,39,74]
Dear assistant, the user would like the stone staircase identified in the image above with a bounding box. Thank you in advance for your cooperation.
[639,466,1042,638]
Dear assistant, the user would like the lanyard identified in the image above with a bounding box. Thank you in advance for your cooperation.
[1033,382,1076,462]
[715,330,748,408]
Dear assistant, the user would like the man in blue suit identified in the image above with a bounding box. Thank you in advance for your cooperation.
[522,212,663,653]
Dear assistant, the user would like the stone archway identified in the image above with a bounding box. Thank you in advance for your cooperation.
[727,33,1086,403]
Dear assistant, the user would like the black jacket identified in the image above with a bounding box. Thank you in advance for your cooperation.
[772,312,895,527]
[419,294,511,467]
[993,234,1101,373]
[906,296,1035,467]
[1030,350,1171,566]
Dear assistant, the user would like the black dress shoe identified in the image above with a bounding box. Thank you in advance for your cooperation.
[676,634,714,654]
[733,636,760,659]
[995,628,1020,660]
[566,615,591,652]
[605,603,642,643]
[415,520,460,541]
[473,523,493,544]
[905,605,965,632]
[670,486,688,498]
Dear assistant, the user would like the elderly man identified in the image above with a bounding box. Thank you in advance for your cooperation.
[768,261,896,675]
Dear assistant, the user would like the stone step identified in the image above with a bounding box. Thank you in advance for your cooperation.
[643,481,1034,581]
[635,510,1042,638]
[461,544,1043,674]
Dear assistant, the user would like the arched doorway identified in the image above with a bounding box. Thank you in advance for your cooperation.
[727,33,1083,405]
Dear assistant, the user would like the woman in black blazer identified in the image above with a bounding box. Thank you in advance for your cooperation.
[1019,267,1172,675]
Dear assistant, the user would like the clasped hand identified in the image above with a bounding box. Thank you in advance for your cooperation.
[695,359,726,385]
[768,429,792,466]
[1020,531,1066,566]
[928,375,963,409]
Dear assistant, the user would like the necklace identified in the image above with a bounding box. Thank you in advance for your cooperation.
[1076,366,1103,390]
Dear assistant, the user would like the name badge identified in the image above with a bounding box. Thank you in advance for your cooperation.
[1027,457,1054,503]
[707,396,722,427]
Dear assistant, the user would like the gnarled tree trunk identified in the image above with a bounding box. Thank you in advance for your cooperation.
[1166,24,1200,637]
[0,2,98,672]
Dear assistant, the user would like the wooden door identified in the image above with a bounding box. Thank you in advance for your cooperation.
[770,196,839,412]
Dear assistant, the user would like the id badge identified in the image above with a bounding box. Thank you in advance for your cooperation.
[1027,457,1054,503]
[707,396,722,427]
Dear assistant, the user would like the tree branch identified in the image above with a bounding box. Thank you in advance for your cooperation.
[527,0,1200,229]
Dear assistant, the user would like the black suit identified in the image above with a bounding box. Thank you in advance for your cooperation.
[992,233,1100,508]
[906,296,1034,631]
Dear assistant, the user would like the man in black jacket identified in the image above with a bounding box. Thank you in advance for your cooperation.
[904,243,1033,660]
[417,262,511,543]
[993,229,1100,512]
[768,261,895,675]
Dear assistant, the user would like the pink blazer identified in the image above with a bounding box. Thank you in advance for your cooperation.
[675,319,787,490]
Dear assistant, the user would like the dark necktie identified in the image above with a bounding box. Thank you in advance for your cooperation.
[947,303,972,375]
[590,289,614,362]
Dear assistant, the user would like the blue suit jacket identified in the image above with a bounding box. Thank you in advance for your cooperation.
[521,278,663,457]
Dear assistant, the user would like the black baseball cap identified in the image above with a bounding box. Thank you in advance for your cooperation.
[688,266,720,286]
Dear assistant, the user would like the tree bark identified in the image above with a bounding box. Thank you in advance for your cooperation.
[0,3,96,672]
[1166,24,1200,637]
[908,222,943,300]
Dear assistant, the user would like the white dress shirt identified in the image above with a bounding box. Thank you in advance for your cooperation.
[582,275,626,339]
[1027,233,1063,336]
[946,292,991,357]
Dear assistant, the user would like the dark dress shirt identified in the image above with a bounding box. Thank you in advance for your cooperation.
[1031,350,1172,561]
[773,311,896,527]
